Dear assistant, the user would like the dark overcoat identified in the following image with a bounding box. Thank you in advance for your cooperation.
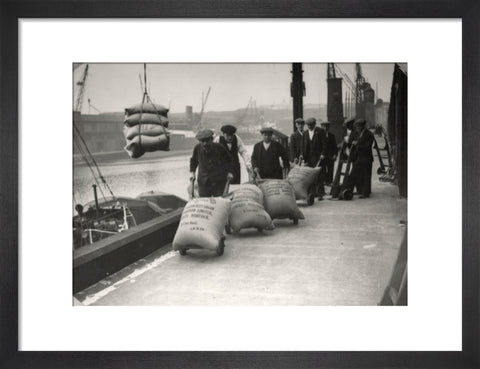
[190,142,234,187]
[251,140,290,179]
[303,127,326,167]
[218,135,241,184]
[322,131,339,159]
[289,130,305,161]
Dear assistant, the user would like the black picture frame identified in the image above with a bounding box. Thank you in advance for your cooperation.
[1,1,479,368]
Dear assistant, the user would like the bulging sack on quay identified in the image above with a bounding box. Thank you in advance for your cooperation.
[259,180,304,220]
[173,197,230,251]
[287,166,321,200]
[231,184,264,205]
[229,199,274,233]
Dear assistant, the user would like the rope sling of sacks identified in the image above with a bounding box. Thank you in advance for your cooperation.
[228,184,274,233]
[123,64,170,158]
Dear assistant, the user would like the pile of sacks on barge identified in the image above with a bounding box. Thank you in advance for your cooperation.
[172,164,321,256]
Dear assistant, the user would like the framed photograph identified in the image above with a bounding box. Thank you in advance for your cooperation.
[1,1,479,368]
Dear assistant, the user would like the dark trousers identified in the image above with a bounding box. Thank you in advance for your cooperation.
[231,162,241,185]
[347,160,372,197]
[198,179,227,197]
[362,161,373,196]
[259,168,283,180]
[324,158,335,185]
[307,162,325,197]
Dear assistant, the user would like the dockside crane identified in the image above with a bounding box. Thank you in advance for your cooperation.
[333,64,357,119]
[87,98,101,114]
[327,63,336,79]
[331,63,371,120]
[237,97,262,128]
[195,86,211,131]
[238,97,253,125]
[355,63,366,118]
[73,63,115,205]
[326,63,345,142]
[354,63,376,122]
[74,64,89,113]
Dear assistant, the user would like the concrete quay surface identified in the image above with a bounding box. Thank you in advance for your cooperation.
[76,161,407,306]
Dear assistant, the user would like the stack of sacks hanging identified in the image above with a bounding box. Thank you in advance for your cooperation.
[228,184,274,233]
[123,102,170,158]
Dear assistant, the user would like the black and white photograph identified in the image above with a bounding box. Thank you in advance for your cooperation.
[2,11,475,367]
[72,63,407,306]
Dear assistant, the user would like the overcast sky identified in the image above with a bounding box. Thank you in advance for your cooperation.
[74,63,396,114]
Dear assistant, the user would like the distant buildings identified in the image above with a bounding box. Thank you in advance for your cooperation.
[73,103,332,154]
[73,111,125,153]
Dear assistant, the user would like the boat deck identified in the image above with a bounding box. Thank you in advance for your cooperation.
[75,158,407,306]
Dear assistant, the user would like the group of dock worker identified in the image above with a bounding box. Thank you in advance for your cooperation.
[189,116,374,200]
[289,117,339,200]
[190,124,253,197]
[289,116,375,200]
[343,117,375,198]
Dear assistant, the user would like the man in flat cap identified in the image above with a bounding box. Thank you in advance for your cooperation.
[346,119,374,198]
[343,118,356,142]
[213,124,251,184]
[320,121,339,186]
[343,117,357,147]
[251,127,290,180]
[289,118,306,164]
[303,117,326,200]
[339,118,359,190]
[190,129,234,197]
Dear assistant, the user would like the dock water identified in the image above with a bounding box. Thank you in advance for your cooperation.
[75,151,407,306]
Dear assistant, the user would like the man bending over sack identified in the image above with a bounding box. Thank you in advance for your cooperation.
[251,127,290,180]
[214,124,252,184]
[190,129,234,197]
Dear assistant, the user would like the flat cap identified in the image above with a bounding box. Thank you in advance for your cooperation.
[354,119,367,127]
[221,124,237,135]
[195,129,214,141]
[305,117,316,126]
[320,121,331,126]
[260,127,274,134]
[294,118,305,124]
[343,118,355,129]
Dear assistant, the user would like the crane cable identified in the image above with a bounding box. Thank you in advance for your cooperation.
[137,63,167,150]
[137,63,148,149]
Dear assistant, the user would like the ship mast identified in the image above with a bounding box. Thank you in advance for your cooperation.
[73,64,116,205]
